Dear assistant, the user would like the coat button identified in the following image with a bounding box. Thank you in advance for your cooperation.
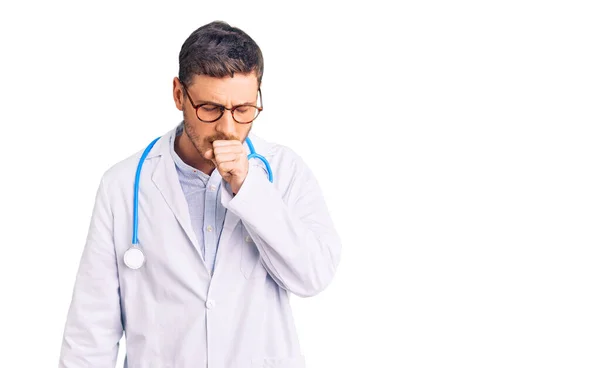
[245,235,252,242]
[205,299,215,309]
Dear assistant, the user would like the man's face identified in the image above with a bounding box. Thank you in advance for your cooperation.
[173,72,260,160]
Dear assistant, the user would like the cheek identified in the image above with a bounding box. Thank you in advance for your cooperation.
[185,122,214,149]
[186,118,213,137]
[236,125,251,139]
[183,106,193,121]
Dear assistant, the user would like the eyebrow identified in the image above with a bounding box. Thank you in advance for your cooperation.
[191,99,256,107]
[183,85,257,107]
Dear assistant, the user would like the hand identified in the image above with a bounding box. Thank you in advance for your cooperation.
[204,140,249,195]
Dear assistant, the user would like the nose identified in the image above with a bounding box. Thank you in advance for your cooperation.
[214,110,237,137]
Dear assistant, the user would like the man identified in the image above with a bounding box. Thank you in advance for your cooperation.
[59,21,342,368]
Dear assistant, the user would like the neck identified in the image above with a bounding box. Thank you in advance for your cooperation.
[174,133,215,176]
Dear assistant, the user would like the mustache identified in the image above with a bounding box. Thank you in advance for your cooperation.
[206,132,240,144]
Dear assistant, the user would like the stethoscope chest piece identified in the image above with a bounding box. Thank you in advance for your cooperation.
[124,246,145,270]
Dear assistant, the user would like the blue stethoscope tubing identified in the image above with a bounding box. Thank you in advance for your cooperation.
[124,135,272,269]
[132,137,161,245]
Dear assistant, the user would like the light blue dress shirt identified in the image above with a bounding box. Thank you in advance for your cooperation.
[169,123,227,275]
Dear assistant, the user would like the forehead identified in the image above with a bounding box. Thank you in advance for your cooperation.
[186,73,259,104]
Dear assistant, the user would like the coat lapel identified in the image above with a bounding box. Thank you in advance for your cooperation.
[216,131,270,245]
[213,131,269,271]
[149,130,208,274]
[219,205,241,249]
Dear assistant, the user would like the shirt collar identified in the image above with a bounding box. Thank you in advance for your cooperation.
[169,121,216,186]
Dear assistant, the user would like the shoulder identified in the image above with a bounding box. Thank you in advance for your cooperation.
[100,131,170,191]
[246,132,314,196]
[247,131,305,168]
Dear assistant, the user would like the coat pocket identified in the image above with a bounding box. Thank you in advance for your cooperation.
[240,226,264,279]
[251,355,306,368]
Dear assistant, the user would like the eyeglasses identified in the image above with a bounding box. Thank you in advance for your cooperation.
[181,82,263,124]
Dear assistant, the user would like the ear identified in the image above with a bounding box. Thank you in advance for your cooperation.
[173,77,184,111]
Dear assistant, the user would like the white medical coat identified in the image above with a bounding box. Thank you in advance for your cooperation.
[58,126,342,368]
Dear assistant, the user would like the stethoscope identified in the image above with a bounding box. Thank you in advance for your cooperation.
[123,136,273,270]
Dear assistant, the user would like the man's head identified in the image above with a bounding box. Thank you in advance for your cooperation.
[172,21,264,161]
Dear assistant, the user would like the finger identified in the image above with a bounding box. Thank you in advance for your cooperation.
[214,152,239,163]
[212,140,242,147]
[219,168,231,178]
[213,143,244,156]
[214,149,241,159]
[217,160,238,174]
[203,149,218,168]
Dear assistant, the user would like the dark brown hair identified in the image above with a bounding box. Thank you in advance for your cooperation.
[178,21,264,88]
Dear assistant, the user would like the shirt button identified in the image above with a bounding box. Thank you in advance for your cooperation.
[245,235,252,243]
[209,184,217,191]
[207,225,213,232]
[206,299,215,309]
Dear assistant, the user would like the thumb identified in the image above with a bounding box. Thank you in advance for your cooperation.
[204,148,213,159]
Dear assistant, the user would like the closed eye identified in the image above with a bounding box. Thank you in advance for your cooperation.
[201,105,220,112]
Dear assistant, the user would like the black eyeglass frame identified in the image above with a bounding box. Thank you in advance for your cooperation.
[180,81,263,124]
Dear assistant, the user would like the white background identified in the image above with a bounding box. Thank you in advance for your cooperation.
[0,1,599,367]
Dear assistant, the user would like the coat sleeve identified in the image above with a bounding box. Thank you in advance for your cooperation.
[59,176,123,367]
[222,152,342,297]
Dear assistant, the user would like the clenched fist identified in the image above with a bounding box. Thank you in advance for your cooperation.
[204,140,249,195]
